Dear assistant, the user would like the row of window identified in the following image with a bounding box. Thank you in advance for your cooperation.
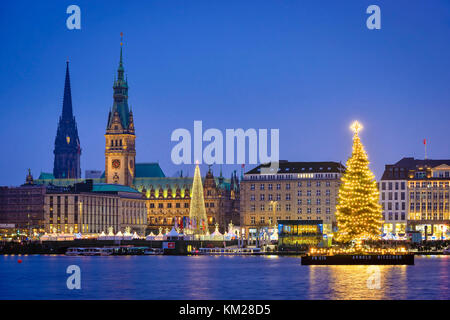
[382,202,406,211]
[250,191,332,201]
[409,181,450,188]
[253,197,331,206]
[380,181,406,191]
[410,213,447,220]
[249,216,329,224]
[249,204,331,214]
[432,171,450,178]
[250,181,333,190]
[110,139,123,147]
[409,192,449,200]
[382,212,406,221]
[149,202,190,209]
[381,192,406,201]
[410,202,449,211]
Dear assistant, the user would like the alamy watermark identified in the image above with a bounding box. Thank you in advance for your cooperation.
[366,5,381,30]
[66,265,81,290]
[366,266,381,290]
[171,121,279,170]
[66,5,81,30]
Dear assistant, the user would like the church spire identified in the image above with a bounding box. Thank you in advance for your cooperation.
[62,61,73,120]
[53,61,81,179]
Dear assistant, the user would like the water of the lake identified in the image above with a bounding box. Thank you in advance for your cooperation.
[0,255,448,299]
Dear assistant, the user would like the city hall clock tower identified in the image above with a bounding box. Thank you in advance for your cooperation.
[105,38,136,186]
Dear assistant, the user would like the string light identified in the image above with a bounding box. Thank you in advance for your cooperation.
[334,121,383,244]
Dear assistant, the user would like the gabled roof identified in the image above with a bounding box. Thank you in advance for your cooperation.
[135,163,165,178]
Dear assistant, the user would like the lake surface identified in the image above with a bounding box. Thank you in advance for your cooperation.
[0,255,448,300]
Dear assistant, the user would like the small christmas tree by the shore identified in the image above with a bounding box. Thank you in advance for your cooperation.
[335,121,382,243]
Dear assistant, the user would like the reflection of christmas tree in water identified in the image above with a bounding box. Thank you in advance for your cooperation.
[335,121,383,244]
[188,162,208,235]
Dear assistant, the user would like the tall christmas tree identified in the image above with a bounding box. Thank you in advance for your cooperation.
[188,162,208,235]
[335,121,382,243]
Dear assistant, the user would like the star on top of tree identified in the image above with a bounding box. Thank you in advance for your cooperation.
[350,120,363,134]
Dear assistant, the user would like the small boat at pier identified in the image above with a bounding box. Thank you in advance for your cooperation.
[144,248,163,255]
[66,247,113,256]
[65,246,153,256]
[196,247,263,255]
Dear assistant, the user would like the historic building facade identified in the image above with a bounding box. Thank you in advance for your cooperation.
[43,180,146,235]
[0,172,147,236]
[134,167,240,233]
[240,161,344,239]
[104,44,136,186]
[53,62,82,179]
[379,157,450,239]
[0,171,47,235]
[32,40,240,234]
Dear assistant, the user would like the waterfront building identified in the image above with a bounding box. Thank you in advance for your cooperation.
[0,171,46,235]
[33,40,240,233]
[0,172,147,236]
[240,161,345,239]
[137,166,240,234]
[53,62,81,179]
[43,180,146,235]
[379,157,450,239]
[277,220,324,246]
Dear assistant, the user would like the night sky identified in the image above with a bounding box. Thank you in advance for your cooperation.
[1,0,449,186]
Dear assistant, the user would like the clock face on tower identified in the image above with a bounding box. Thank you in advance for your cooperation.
[112,159,121,169]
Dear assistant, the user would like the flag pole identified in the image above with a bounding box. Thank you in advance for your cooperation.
[424,138,427,160]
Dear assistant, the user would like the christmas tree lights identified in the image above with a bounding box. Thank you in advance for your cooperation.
[335,121,383,243]
[188,162,208,235]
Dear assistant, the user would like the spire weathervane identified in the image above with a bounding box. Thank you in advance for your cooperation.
[120,32,123,46]
[350,120,363,134]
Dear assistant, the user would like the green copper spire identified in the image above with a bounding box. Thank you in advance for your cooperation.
[118,45,124,80]
[107,34,131,130]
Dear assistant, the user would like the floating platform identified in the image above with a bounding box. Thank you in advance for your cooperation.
[301,254,414,265]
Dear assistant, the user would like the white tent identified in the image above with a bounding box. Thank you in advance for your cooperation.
[154,231,164,240]
[164,227,182,240]
[114,231,123,240]
[98,231,107,240]
[132,232,140,239]
[211,226,223,240]
[145,232,156,241]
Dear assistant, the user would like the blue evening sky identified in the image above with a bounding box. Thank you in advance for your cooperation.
[1,1,449,185]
